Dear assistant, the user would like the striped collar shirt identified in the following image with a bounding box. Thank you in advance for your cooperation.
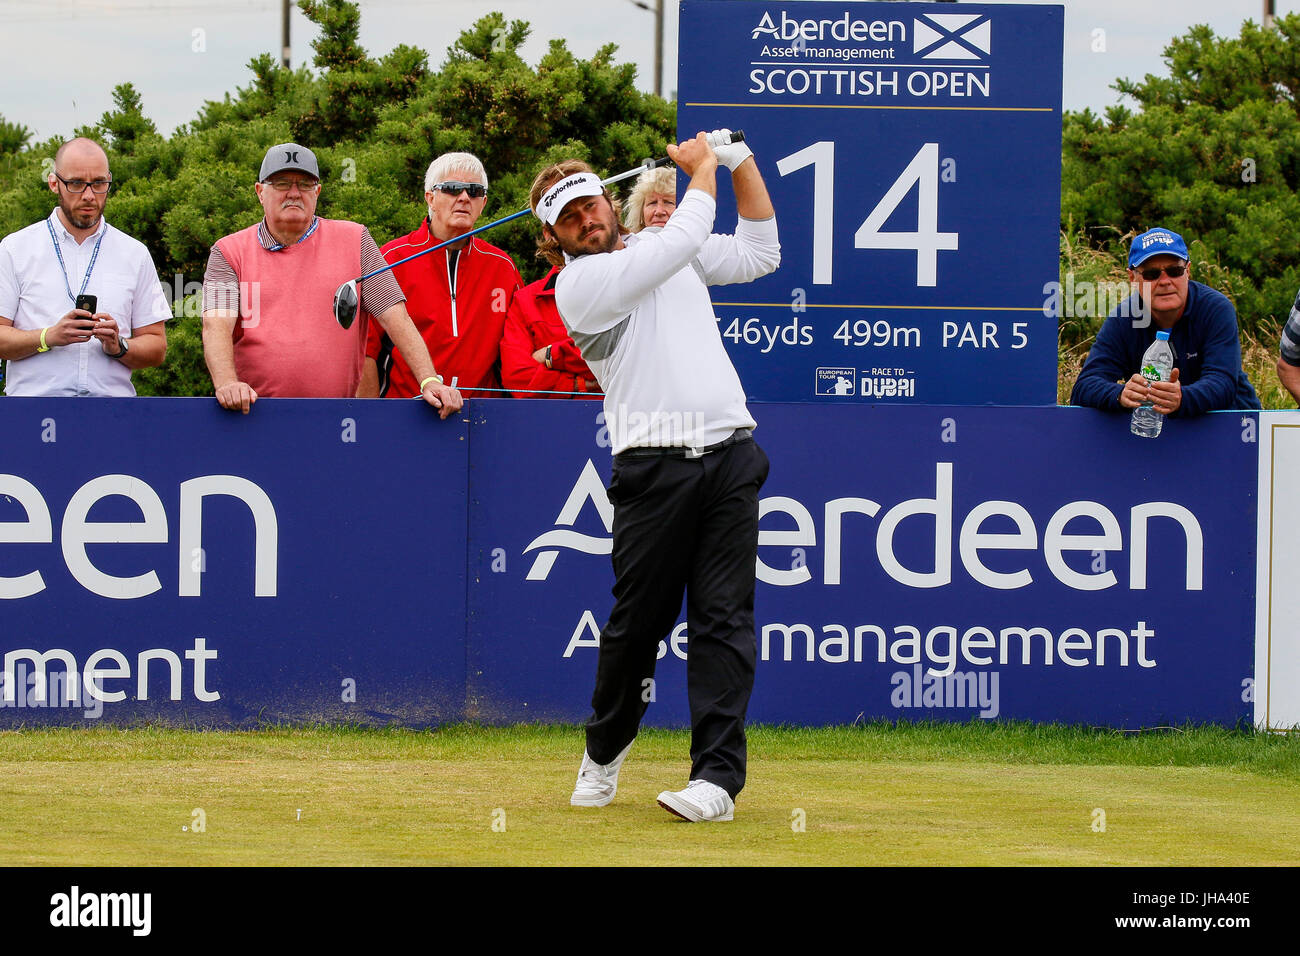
[257,216,320,252]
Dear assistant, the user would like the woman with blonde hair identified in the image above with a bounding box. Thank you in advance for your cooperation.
[622,166,677,232]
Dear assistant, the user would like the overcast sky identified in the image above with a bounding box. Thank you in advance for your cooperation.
[2,0,1297,142]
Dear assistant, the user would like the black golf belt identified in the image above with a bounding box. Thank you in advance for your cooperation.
[616,428,753,460]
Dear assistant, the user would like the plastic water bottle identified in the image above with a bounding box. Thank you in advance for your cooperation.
[1130,330,1174,439]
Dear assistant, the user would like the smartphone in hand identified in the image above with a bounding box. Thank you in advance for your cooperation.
[75,293,97,314]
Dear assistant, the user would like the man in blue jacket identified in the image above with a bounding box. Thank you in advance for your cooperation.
[1070,227,1260,416]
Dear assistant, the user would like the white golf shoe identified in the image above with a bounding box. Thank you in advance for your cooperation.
[570,740,634,807]
[656,779,735,822]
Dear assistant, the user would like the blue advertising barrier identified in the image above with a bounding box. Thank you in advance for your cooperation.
[471,401,1255,727]
[0,398,1255,727]
[0,398,469,725]
[675,1,1063,405]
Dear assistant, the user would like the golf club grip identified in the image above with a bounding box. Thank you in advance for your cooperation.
[645,130,746,170]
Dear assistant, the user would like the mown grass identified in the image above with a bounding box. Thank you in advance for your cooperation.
[1,723,1296,866]
[4,721,1298,772]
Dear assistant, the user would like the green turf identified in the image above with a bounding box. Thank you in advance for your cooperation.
[2,722,1297,866]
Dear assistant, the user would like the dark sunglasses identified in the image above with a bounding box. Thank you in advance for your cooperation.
[432,181,487,198]
[1137,264,1187,281]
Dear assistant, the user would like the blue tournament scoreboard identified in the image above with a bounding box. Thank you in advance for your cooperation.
[676,1,1064,405]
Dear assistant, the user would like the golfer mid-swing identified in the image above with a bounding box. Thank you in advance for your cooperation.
[531,130,780,822]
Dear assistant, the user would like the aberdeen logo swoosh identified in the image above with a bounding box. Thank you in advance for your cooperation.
[524,459,613,580]
[913,13,990,60]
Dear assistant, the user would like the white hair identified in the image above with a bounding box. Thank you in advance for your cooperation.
[424,152,488,193]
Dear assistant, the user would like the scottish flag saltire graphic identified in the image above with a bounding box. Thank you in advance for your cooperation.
[913,14,991,60]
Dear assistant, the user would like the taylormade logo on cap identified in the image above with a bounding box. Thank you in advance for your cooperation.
[536,174,604,225]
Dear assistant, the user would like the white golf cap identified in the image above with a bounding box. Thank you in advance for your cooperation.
[535,173,604,225]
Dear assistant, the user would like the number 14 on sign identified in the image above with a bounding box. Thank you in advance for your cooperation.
[776,142,957,287]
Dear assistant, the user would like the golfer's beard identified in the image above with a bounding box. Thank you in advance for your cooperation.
[559,224,618,259]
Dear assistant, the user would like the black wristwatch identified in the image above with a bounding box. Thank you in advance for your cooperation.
[109,337,129,359]
[544,344,553,369]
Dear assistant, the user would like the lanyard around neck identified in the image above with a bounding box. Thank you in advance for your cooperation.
[46,217,106,305]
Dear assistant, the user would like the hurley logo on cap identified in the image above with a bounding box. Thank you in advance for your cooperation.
[259,142,320,182]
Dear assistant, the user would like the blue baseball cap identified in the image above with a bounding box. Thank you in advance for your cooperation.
[1128,228,1189,268]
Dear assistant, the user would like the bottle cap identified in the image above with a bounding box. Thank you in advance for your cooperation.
[1156,330,1170,341]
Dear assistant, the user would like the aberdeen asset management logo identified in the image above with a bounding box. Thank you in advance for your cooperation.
[913,13,990,59]
[523,460,612,580]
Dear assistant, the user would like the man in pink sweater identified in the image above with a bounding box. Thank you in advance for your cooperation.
[201,143,461,416]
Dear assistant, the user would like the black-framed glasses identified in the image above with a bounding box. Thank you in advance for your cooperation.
[1137,264,1187,281]
[431,181,487,198]
[54,174,112,194]
[262,178,319,192]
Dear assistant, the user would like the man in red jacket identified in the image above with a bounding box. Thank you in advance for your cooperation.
[360,152,523,399]
[500,265,601,399]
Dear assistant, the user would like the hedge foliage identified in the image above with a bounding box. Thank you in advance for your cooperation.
[0,0,674,396]
[1061,13,1300,345]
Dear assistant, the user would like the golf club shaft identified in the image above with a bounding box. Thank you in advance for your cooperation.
[355,207,532,282]
[353,131,745,283]
[354,160,667,283]
[421,385,604,396]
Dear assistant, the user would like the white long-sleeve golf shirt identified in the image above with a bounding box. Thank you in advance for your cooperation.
[555,189,779,454]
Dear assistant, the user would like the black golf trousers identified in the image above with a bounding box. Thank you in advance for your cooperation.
[585,437,770,799]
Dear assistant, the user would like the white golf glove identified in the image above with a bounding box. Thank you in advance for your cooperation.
[706,128,753,172]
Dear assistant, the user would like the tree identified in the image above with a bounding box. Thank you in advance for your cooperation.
[0,115,31,156]
[1062,14,1300,339]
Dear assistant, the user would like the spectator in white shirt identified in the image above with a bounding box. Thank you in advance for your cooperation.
[0,137,170,396]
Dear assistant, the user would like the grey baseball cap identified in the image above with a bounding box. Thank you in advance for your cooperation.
[259,143,320,181]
